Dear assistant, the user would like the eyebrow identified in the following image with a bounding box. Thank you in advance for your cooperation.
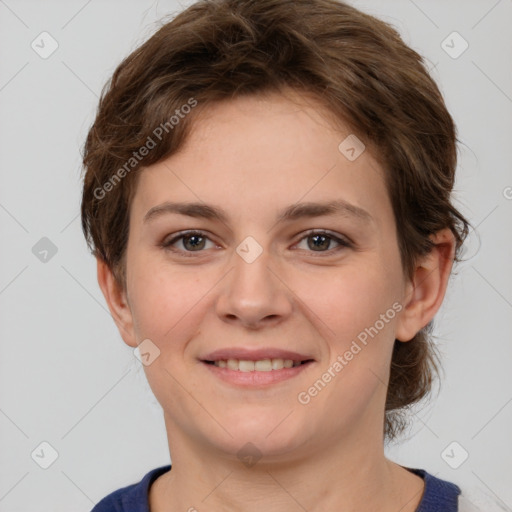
[143,199,374,226]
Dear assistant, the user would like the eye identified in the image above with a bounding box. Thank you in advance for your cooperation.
[294,230,352,254]
[161,230,217,255]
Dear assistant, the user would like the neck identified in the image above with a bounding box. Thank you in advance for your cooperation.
[150,418,424,512]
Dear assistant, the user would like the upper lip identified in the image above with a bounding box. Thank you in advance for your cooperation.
[201,348,315,363]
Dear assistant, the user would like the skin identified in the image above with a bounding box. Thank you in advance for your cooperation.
[98,90,456,512]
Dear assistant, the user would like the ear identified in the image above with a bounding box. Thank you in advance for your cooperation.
[395,228,456,342]
[96,257,138,348]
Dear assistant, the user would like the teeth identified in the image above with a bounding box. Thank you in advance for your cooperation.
[254,359,272,371]
[213,358,302,371]
[227,359,238,371]
[238,360,255,372]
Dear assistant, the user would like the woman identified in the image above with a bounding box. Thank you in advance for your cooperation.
[82,0,477,509]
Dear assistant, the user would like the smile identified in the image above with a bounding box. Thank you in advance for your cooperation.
[204,358,311,371]
[201,358,315,387]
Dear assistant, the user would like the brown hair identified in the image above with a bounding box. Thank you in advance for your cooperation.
[81,0,470,440]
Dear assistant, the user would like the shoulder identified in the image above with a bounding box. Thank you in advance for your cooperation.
[406,467,505,512]
[405,467,461,511]
[90,465,172,512]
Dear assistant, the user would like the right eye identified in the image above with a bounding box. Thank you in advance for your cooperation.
[161,230,218,256]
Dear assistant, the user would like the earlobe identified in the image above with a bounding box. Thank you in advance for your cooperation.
[395,229,456,342]
[96,258,138,348]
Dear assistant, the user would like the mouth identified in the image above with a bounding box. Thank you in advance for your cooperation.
[199,348,316,386]
[201,358,315,371]
[201,359,315,387]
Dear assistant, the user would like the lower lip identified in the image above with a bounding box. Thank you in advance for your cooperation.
[201,361,314,387]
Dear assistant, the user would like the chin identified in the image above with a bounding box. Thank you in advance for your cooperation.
[208,415,308,461]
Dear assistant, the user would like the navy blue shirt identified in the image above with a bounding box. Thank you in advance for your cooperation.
[91,465,461,511]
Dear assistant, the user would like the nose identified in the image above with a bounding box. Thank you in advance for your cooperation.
[215,248,293,330]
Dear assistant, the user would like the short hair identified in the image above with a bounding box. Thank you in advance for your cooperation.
[81,0,470,441]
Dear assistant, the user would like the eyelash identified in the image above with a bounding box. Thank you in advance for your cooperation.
[160,229,352,257]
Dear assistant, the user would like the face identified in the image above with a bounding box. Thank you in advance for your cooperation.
[120,91,410,460]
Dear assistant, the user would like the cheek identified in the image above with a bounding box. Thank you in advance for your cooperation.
[297,263,401,345]
[127,263,207,405]
[296,269,400,429]
[127,257,202,346]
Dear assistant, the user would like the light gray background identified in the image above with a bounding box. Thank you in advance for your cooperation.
[0,0,511,510]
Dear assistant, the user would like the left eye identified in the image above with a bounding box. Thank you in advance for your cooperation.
[161,230,351,255]
[294,230,351,253]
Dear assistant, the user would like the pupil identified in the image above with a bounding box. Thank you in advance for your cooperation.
[185,235,204,250]
[309,235,329,251]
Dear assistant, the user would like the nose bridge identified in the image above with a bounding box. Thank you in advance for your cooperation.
[232,241,273,294]
[216,239,292,327]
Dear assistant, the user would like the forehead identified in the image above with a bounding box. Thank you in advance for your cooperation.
[130,91,391,229]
